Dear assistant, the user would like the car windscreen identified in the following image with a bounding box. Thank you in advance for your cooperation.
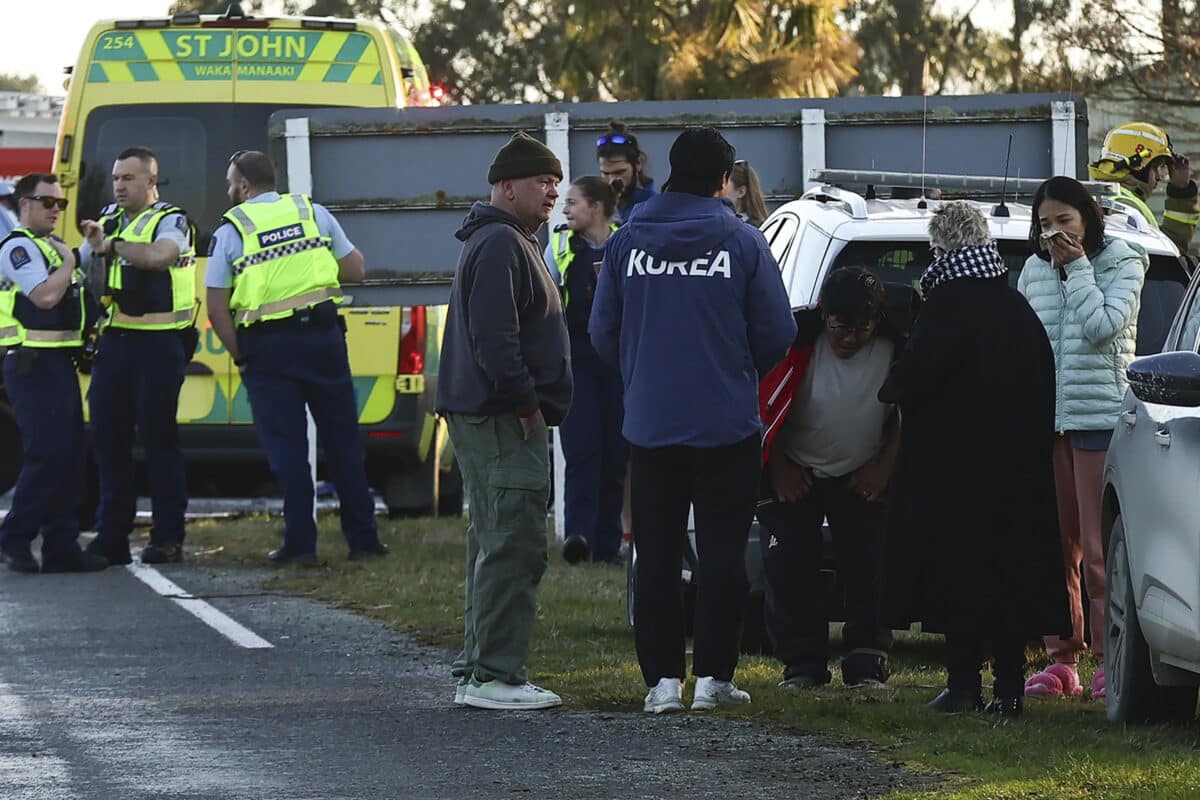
[76,103,316,253]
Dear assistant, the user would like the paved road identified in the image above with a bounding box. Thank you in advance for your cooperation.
[0,552,934,800]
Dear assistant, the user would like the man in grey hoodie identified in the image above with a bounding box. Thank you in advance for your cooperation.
[437,132,572,711]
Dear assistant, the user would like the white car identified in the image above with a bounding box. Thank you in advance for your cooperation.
[764,171,1185,341]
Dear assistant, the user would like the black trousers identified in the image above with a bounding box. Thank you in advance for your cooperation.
[756,475,893,678]
[631,435,761,686]
[945,632,1027,698]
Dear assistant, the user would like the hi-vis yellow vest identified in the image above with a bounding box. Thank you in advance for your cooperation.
[223,194,342,327]
[0,228,85,348]
[0,271,19,347]
[99,202,195,331]
[551,224,617,309]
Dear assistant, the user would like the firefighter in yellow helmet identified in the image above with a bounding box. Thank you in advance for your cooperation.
[1088,122,1198,257]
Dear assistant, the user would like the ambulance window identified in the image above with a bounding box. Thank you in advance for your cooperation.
[85,113,207,227]
[76,103,316,252]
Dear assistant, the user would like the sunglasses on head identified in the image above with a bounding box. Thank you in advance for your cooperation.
[734,159,749,167]
[26,195,68,211]
[229,149,249,168]
[597,133,631,147]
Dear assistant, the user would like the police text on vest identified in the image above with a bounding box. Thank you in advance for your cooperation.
[257,224,305,248]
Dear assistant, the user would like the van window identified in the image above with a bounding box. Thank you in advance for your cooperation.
[76,103,317,251]
[830,241,1031,292]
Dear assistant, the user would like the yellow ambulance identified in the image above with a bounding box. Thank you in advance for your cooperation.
[36,5,457,514]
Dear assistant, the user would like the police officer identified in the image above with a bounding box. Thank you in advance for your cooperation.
[79,146,195,566]
[205,150,387,565]
[0,173,107,573]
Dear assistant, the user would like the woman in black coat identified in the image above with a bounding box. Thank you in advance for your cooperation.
[878,202,1071,718]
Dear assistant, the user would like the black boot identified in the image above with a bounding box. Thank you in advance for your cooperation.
[926,687,983,713]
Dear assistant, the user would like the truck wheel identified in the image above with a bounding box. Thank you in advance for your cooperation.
[0,404,19,496]
[1106,514,1198,723]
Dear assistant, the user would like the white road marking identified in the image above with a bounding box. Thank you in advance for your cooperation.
[125,563,274,650]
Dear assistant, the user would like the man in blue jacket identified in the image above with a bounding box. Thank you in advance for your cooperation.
[590,127,797,714]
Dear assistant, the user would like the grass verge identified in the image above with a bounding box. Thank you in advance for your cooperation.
[183,514,1200,799]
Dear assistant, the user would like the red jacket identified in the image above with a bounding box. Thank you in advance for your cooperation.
[758,302,911,467]
[759,342,815,466]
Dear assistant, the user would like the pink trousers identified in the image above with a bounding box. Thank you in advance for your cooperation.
[1043,436,1107,664]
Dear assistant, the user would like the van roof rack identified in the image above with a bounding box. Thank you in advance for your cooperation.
[808,169,1119,198]
[800,184,869,219]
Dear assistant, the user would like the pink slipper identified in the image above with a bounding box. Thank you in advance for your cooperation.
[1091,667,1106,700]
[1024,663,1083,697]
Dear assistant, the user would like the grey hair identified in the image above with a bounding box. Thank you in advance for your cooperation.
[928,201,992,252]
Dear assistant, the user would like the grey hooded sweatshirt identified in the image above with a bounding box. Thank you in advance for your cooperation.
[436,202,573,425]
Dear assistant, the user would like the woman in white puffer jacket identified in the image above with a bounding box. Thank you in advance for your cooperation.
[1018,176,1147,703]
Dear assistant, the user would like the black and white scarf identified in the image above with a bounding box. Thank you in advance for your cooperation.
[918,242,1007,298]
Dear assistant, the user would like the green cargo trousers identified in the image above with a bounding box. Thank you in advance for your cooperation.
[446,413,550,685]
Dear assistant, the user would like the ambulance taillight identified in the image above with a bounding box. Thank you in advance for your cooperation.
[398,306,426,374]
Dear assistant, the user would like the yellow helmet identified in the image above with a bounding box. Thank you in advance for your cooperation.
[1088,122,1176,181]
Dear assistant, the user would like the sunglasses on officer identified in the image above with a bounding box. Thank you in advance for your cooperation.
[24,195,69,211]
[229,150,249,169]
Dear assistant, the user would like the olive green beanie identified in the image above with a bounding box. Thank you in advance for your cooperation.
[487,132,563,184]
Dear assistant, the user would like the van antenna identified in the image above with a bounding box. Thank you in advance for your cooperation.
[1063,71,1076,176]
[993,133,1014,218]
[918,93,929,209]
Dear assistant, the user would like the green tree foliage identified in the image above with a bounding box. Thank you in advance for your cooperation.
[423,0,859,102]
[0,73,40,93]
[842,0,1018,95]
[1066,0,1200,109]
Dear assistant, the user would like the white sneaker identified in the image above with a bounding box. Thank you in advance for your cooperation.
[453,676,468,706]
[692,676,751,711]
[462,678,562,710]
[644,677,685,714]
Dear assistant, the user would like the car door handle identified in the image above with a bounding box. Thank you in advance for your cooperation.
[1120,409,1137,427]
[1155,429,1172,447]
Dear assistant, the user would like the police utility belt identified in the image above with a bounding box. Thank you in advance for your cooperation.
[240,298,344,333]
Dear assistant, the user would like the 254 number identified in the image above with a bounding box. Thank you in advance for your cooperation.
[101,35,136,50]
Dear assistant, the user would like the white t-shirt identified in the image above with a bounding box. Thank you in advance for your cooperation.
[777,334,895,478]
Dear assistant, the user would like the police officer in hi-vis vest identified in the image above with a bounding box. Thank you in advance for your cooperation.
[79,147,195,567]
[0,174,107,573]
[205,150,387,565]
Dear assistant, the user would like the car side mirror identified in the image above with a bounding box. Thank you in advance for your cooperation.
[1128,352,1200,407]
